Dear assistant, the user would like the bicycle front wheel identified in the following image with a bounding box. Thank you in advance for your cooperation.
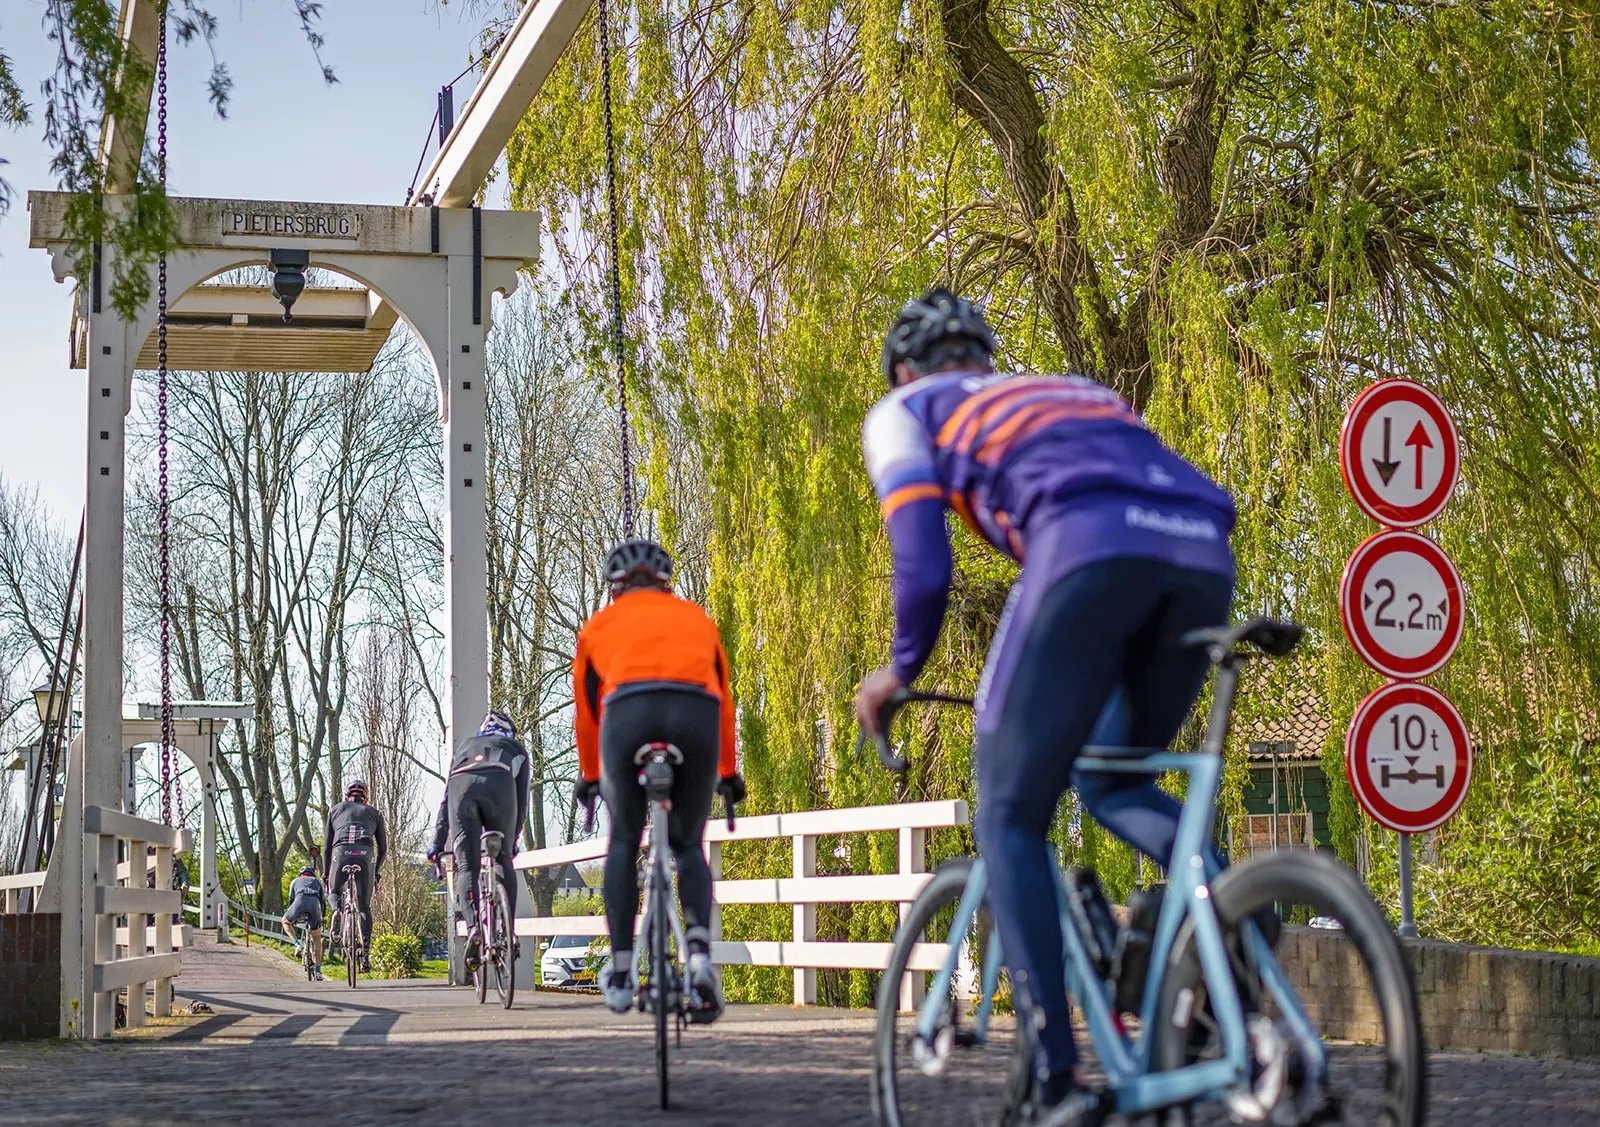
[871,857,1030,1127]
[493,877,515,1009]
[1152,848,1425,1127]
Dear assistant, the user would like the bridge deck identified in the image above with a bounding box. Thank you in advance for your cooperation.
[0,938,1593,1125]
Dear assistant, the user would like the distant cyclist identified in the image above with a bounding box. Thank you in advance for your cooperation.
[283,864,327,980]
[427,709,531,969]
[854,288,1236,1124]
[573,539,745,1020]
[322,779,387,974]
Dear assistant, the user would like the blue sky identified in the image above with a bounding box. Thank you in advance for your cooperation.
[1,0,509,520]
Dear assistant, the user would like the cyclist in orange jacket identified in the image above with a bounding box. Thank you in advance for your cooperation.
[573,539,745,1019]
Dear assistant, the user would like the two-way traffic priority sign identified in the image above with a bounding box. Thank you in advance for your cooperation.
[1345,681,1473,834]
[1340,529,1464,680]
[1339,378,1460,528]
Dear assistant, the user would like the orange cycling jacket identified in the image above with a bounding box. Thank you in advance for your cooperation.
[573,588,738,783]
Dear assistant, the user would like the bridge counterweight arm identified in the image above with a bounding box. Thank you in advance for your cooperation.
[409,0,597,208]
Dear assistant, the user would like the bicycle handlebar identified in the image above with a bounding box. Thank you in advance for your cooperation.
[855,689,975,775]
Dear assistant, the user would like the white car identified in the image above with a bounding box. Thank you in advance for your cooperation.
[540,934,604,988]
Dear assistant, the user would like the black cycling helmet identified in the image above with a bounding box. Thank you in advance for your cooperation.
[604,539,673,595]
[880,287,998,389]
[345,779,368,802]
[299,863,315,876]
[479,708,516,739]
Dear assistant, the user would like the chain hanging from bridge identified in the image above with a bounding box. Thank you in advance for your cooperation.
[598,0,634,539]
[157,8,176,829]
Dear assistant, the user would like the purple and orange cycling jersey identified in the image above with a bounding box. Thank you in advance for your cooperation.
[861,370,1237,684]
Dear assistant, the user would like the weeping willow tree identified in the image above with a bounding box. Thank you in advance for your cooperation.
[504,0,1600,969]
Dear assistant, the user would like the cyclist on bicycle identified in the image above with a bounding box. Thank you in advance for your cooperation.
[322,779,387,974]
[572,539,746,1020]
[854,288,1236,1124]
[426,708,532,969]
[283,864,327,980]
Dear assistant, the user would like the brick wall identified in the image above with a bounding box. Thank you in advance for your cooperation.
[1278,926,1600,1059]
[0,913,61,1040]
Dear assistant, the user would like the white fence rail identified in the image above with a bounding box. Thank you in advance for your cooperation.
[83,805,190,1038]
[512,799,969,1009]
[0,871,46,914]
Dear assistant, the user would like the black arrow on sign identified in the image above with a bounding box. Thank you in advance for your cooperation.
[1372,416,1401,485]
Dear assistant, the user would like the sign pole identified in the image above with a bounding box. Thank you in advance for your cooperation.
[1397,833,1418,938]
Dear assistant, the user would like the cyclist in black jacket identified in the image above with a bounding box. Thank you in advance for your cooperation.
[428,709,531,968]
[323,780,387,972]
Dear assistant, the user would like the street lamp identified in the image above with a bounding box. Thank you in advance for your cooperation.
[32,683,68,730]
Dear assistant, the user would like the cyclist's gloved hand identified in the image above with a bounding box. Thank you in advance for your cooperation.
[716,773,746,808]
[575,777,601,810]
[426,845,440,864]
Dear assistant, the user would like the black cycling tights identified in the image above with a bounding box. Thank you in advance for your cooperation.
[599,689,719,956]
[328,843,374,946]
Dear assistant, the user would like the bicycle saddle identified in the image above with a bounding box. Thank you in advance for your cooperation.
[481,830,505,858]
[1182,617,1303,657]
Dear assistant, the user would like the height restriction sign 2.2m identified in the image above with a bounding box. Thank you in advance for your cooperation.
[1346,681,1473,834]
[1340,529,1464,680]
[1340,378,1460,528]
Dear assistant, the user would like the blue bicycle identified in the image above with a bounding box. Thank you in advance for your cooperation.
[866,619,1424,1127]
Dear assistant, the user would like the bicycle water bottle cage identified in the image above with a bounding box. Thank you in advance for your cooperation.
[481,830,504,859]
[640,759,676,801]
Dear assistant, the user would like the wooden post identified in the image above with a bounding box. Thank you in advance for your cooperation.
[899,826,926,1012]
[124,837,145,1029]
[153,843,172,1017]
[707,840,723,944]
[792,833,816,1004]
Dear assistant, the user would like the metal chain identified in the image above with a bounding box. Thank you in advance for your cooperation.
[598,0,633,539]
[157,10,174,828]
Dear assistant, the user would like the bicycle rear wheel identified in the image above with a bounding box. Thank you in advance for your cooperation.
[871,857,1030,1127]
[474,885,489,1004]
[493,877,515,1009]
[652,876,671,1111]
[343,890,359,989]
[1152,849,1425,1127]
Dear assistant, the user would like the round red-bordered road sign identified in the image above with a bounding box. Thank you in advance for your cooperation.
[1340,379,1460,527]
[1340,529,1464,680]
[1346,681,1473,834]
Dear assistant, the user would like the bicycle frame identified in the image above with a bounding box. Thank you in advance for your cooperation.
[910,656,1329,1116]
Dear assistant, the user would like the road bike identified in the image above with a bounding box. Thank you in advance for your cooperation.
[469,828,516,1010]
[338,863,366,989]
[585,741,739,1111]
[298,917,321,982]
[865,618,1426,1127]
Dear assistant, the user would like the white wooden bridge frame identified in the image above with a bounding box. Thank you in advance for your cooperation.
[513,799,974,1011]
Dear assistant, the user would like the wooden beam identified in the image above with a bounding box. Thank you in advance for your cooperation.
[100,0,161,193]
[408,0,596,207]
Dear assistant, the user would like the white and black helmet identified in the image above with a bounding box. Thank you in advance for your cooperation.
[604,539,673,594]
[480,708,516,739]
[880,287,998,389]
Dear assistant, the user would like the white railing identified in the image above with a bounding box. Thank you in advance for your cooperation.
[0,871,47,914]
[83,805,190,1038]
[513,799,969,1009]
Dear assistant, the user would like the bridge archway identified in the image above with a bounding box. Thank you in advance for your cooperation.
[28,192,541,1034]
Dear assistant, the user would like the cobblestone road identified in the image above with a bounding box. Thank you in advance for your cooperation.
[0,978,1592,1125]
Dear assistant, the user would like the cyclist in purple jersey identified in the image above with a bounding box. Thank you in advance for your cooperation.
[854,288,1237,1125]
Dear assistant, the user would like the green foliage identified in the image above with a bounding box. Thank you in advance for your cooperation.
[504,0,1600,957]
[370,929,424,979]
